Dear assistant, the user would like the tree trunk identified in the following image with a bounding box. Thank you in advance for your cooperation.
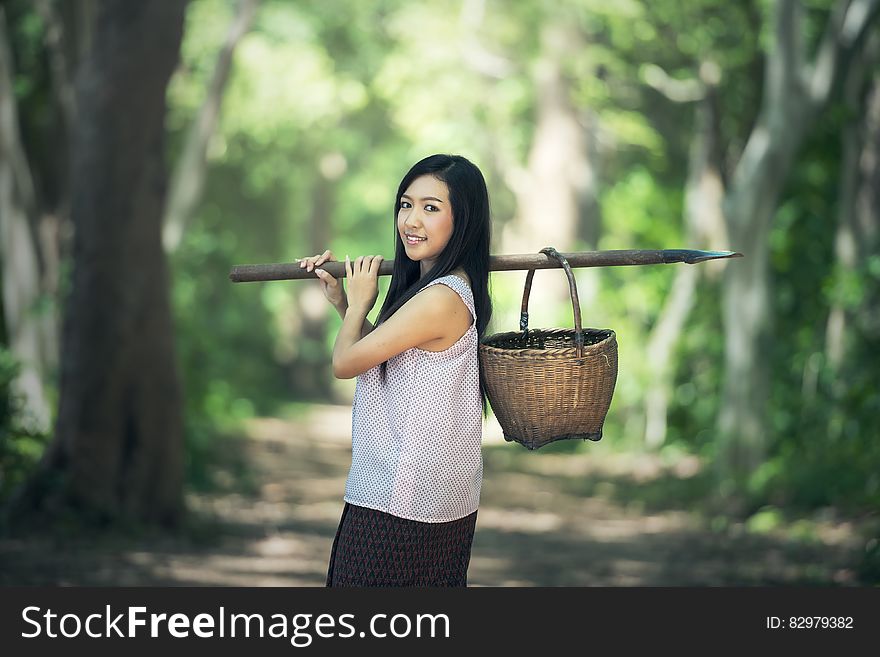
[0,8,52,432]
[7,0,189,528]
[0,1,99,434]
[716,0,879,485]
[645,68,725,448]
[163,0,259,253]
[500,22,598,329]
[718,113,804,481]
[289,158,340,401]
[34,0,94,311]
[825,38,880,375]
[852,72,880,329]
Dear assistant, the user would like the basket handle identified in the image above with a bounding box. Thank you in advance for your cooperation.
[520,246,584,360]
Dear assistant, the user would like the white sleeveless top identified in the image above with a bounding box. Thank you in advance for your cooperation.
[343,274,483,523]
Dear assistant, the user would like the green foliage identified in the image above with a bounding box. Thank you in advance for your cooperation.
[742,92,880,514]
[0,348,51,502]
[5,0,877,525]
[161,0,879,518]
[169,192,288,490]
[667,275,726,452]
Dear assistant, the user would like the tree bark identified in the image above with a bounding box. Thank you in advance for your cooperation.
[7,0,189,528]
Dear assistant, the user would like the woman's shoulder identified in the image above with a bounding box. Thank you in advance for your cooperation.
[418,274,475,324]
[427,269,470,290]
[424,271,473,300]
[409,277,476,352]
[450,268,471,287]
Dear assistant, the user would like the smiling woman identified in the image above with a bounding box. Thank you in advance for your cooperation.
[297,154,493,587]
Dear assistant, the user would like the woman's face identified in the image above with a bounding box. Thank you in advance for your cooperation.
[397,175,454,276]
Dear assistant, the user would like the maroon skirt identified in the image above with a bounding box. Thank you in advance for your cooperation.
[326,502,478,587]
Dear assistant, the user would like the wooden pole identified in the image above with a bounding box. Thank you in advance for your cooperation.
[229,249,743,283]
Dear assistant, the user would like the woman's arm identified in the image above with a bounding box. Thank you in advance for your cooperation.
[301,250,374,337]
[333,298,374,339]
[332,285,468,379]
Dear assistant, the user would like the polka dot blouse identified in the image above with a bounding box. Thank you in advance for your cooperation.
[344,274,483,523]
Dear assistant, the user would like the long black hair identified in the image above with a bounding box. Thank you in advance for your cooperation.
[375,154,493,417]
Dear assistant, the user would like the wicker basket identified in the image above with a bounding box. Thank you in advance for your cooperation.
[479,247,618,450]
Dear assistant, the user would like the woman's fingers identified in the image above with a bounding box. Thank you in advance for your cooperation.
[315,268,335,284]
[298,249,335,272]
[316,249,333,267]
[344,255,383,276]
[308,253,383,278]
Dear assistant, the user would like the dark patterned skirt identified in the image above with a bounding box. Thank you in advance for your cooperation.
[326,502,478,587]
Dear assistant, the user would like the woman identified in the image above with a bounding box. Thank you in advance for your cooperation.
[299,153,492,586]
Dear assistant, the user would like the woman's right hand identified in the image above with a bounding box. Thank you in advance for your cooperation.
[298,249,346,308]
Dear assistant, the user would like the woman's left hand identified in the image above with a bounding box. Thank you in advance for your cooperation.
[345,254,384,314]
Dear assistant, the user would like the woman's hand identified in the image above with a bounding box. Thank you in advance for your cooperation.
[344,254,384,314]
[298,250,345,308]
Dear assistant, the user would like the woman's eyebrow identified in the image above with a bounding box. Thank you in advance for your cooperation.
[401,194,445,203]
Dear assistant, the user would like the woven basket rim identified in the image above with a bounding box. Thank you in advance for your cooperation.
[482,327,615,338]
[480,328,616,357]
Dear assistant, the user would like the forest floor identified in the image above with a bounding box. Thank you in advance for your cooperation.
[1,403,878,586]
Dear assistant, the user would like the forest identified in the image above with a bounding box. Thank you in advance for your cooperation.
[0,0,878,586]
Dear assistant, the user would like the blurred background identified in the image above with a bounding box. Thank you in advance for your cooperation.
[0,0,878,585]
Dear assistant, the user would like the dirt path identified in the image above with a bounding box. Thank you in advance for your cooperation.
[1,404,876,586]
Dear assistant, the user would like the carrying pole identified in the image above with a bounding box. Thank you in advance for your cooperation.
[229,249,742,283]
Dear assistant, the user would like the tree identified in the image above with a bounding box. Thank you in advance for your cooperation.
[643,61,728,448]
[716,0,879,484]
[7,0,189,528]
[162,0,260,253]
[0,7,54,432]
[498,19,601,324]
[824,36,879,375]
[1,0,98,434]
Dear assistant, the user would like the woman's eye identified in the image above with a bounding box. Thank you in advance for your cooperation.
[400,201,412,209]
[425,204,438,212]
